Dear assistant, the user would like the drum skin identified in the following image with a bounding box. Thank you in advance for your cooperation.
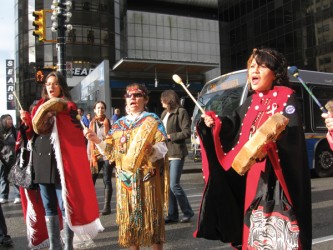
[32,98,68,135]
[232,113,289,175]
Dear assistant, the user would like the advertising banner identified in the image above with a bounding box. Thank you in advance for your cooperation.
[6,59,15,110]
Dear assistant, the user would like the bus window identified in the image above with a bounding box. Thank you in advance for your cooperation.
[205,87,244,117]
[190,87,244,132]
[311,87,333,130]
[290,84,306,128]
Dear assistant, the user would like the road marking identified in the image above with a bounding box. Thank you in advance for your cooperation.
[313,235,333,245]
[188,194,203,198]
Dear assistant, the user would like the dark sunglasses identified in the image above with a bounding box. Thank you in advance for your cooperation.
[124,93,144,98]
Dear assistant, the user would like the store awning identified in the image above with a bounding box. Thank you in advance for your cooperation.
[112,58,219,75]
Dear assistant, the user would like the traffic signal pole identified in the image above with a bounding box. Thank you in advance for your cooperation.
[32,1,72,79]
[50,0,72,79]
[57,0,66,78]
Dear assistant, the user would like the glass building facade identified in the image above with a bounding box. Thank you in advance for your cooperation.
[125,10,219,64]
[15,0,118,109]
[15,0,219,115]
[15,0,332,116]
[218,0,333,74]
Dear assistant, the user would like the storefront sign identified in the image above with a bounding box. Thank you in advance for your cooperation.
[72,67,95,76]
[6,59,15,110]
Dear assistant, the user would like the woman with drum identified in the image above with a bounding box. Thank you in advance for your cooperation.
[85,83,169,250]
[88,100,114,215]
[19,71,103,249]
[195,48,312,249]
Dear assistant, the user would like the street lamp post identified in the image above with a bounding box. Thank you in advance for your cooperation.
[57,1,66,78]
[51,0,72,79]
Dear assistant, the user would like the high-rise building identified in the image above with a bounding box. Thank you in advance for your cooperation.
[217,0,333,74]
[15,0,220,116]
[15,0,333,116]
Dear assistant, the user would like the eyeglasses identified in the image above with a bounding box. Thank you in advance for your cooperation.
[45,82,59,87]
[124,93,144,98]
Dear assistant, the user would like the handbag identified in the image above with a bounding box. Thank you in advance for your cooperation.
[245,142,300,250]
[8,140,37,190]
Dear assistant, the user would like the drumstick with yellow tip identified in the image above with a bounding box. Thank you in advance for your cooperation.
[76,113,90,138]
[172,74,205,114]
[76,114,87,128]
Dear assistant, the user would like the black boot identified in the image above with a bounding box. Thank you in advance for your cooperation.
[92,173,98,185]
[45,216,62,250]
[63,218,74,250]
[100,188,112,215]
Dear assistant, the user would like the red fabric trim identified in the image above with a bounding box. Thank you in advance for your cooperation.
[19,100,102,246]
[327,132,333,151]
[206,111,231,171]
[55,102,100,226]
[199,136,209,183]
[266,142,293,205]
[20,188,63,248]
[196,110,227,182]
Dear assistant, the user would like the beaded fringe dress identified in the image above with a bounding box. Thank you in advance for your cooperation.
[104,113,169,247]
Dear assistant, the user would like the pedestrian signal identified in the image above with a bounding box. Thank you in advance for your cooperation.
[32,10,45,41]
[36,68,53,84]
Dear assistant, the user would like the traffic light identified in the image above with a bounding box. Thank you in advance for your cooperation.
[32,10,45,41]
[35,68,53,84]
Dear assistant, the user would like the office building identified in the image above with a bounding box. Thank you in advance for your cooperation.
[218,0,333,74]
[15,0,220,116]
[14,0,333,116]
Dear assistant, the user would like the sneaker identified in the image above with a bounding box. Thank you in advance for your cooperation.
[0,198,8,204]
[13,198,21,204]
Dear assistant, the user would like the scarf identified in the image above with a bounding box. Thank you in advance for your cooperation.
[89,115,110,172]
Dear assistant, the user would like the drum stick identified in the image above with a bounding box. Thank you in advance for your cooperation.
[80,120,86,128]
[77,115,89,136]
[288,66,327,113]
[172,74,205,114]
[12,91,23,110]
[76,114,87,129]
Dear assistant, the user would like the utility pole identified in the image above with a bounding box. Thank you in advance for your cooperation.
[51,0,72,79]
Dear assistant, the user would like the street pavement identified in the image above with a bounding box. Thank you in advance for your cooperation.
[2,155,214,250]
[3,154,333,249]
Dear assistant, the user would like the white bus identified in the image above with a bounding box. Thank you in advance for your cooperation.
[191,69,333,177]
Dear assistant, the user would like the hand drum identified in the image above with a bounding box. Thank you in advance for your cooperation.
[32,98,67,135]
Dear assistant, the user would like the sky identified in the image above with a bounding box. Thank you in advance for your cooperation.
[0,1,16,122]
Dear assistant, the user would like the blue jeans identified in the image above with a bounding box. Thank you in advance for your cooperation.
[0,163,20,199]
[39,183,64,217]
[168,159,194,220]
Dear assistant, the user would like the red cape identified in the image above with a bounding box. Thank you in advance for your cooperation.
[20,98,104,248]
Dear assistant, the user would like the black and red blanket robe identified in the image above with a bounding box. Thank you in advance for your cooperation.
[194,86,312,250]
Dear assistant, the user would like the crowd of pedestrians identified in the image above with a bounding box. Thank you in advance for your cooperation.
[1,48,333,249]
